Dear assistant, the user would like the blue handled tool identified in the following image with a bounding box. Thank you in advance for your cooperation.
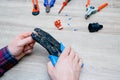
[49,42,65,66]
[31,28,84,67]
[31,28,63,66]
[44,0,56,13]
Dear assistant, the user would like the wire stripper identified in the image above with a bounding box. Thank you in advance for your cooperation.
[85,0,108,19]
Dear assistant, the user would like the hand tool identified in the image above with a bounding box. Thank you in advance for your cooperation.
[85,0,108,19]
[44,0,56,13]
[31,28,65,66]
[58,0,71,14]
[32,0,40,16]
[31,28,84,67]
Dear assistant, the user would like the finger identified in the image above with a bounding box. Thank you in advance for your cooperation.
[79,58,83,67]
[30,41,36,47]
[19,37,34,46]
[24,45,33,52]
[23,41,35,51]
[19,32,32,39]
[68,49,76,61]
[24,49,33,54]
[47,61,55,74]
[74,54,79,64]
[59,46,71,59]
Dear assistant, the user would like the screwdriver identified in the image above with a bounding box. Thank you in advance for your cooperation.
[58,0,71,14]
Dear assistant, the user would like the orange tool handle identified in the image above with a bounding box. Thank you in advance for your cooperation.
[98,2,108,11]
[32,0,39,12]
[32,0,34,4]
[86,0,90,7]
[32,0,38,5]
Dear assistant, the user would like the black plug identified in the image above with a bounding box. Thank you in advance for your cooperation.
[88,23,103,32]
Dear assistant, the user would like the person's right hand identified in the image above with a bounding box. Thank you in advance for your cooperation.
[47,46,82,80]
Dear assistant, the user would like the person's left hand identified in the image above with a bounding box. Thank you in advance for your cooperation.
[8,32,35,60]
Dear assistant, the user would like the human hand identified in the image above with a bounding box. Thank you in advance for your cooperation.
[8,32,35,60]
[47,46,82,80]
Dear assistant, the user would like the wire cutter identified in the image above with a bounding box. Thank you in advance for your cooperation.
[32,0,40,16]
[31,28,65,66]
[44,0,56,13]
[58,0,71,14]
[85,0,108,19]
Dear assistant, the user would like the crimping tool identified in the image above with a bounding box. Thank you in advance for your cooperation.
[31,28,65,66]
[31,28,84,67]
[32,0,40,16]
[85,0,108,19]
[44,0,56,13]
[58,0,71,14]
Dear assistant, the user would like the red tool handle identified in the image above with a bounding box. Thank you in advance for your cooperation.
[58,1,68,14]
[86,0,90,7]
[58,0,71,14]
[98,2,108,11]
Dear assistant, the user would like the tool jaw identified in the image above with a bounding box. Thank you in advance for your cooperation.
[31,28,62,57]
[85,6,97,19]
[32,4,39,16]
[32,11,39,16]
[46,5,50,13]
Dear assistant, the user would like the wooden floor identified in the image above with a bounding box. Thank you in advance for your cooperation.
[0,0,120,80]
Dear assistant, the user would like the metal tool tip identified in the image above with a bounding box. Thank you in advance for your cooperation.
[58,12,60,14]
[85,15,89,19]
[46,5,50,13]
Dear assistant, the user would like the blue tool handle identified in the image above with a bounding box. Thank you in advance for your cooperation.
[49,55,58,66]
[44,0,56,7]
[49,55,84,68]
[48,43,65,66]
[49,43,84,68]
[44,0,48,7]
[50,0,56,7]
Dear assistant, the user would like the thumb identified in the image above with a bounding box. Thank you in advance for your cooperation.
[59,46,71,59]
[47,61,55,74]
[19,37,33,46]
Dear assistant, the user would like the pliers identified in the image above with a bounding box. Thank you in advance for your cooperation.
[85,0,108,19]
[44,0,56,13]
[32,0,40,16]
[31,28,65,66]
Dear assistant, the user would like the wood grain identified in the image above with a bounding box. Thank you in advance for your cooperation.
[0,0,120,80]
